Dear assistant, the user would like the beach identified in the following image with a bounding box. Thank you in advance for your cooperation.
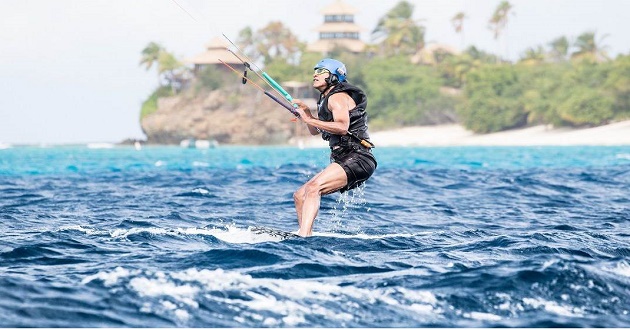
[299,120,630,147]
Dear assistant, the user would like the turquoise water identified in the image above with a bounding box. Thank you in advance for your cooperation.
[2,145,629,175]
[1,145,629,327]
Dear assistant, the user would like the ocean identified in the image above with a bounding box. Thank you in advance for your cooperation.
[1,145,629,327]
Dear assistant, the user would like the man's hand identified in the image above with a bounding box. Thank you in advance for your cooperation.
[292,99,313,123]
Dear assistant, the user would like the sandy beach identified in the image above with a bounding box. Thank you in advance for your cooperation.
[299,120,630,147]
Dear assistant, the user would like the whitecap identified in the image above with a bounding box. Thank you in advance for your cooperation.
[82,267,442,326]
[56,225,102,235]
[81,266,141,286]
[107,225,287,244]
[106,224,421,244]
[603,260,630,277]
[190,187,211,195]
[110,227,167,238]
[129,277,199,307]
[522,297,584,317]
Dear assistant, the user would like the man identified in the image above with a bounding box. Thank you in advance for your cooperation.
[292,58,377,237]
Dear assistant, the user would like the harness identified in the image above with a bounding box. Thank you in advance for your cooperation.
[317,82,373,149]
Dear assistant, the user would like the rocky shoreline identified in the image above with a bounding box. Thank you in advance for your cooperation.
[140,87,303,145]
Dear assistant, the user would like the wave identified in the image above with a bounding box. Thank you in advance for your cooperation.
[3,147,630,327]
[0,242,89,266]
[56,224,420,244]
[79,261,619,327]
[81,267,440,327]
[603,260,630,278]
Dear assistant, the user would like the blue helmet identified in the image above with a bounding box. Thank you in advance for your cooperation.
[314,58,347,83]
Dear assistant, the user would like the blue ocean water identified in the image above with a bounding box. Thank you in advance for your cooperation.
[1,145,629,327]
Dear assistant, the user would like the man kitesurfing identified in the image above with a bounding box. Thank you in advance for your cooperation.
[219,51,377,237]
[168,0,376,238]
[292,59,377,237]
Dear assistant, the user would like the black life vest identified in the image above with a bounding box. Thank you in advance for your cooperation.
[317,82,371,148]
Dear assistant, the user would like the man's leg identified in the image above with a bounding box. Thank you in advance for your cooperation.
[294,171,327,229]
[294,184,307,228]
[295,163,347,237]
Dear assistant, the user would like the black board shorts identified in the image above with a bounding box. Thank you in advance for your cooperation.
[330,145,377,193]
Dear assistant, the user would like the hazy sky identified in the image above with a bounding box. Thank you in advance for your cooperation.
[1,0,629,144]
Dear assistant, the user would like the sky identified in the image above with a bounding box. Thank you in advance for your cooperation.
[1,0,629,145]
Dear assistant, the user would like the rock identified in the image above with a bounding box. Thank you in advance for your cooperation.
[140,86,301,145]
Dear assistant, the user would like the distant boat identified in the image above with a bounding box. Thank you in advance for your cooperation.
[0,142,12,150]
[180,138,218,149]
[134,141,142,151]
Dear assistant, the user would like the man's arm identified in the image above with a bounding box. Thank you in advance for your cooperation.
[294,94,352,135]
[291,99,319,135]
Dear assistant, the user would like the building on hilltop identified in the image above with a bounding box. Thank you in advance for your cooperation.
[185,37,243,74]
[307,0,366,54]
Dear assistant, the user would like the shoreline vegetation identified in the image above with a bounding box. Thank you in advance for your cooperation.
[139,1,630,146]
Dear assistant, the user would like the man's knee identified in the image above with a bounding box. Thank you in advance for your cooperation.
[293,190,300,202]
[303,180,322,198]
[294,186,306,202]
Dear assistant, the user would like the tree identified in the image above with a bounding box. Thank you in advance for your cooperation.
[605,55,630,119]
[557,87,614,126]
[514,64,564,125]
[519,45,546,66]
[363,56,445,127]
[465,46,499,64]
[371,1,425,56]
[235,26,257,60]
[140,42,164,85]
[451,12,467,49]
[488,1,514,60]
[254,21,302,65]
[140,42,190,92]
[572,31,610,62]
[457,65,527,133]
[548,36,570,62]
[440,53,480,87]
[157,51,187,93]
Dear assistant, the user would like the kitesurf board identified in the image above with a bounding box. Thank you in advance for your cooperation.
[250,226,299,239]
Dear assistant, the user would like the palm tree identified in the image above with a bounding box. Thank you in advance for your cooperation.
[451,12,467,49]
[140,42,164,85]
[372,1,425,56]
[488,1,514,60]
[548,36,570,62]
[157,51,181,93]
[466,46,499,64]
[443,53,481,87]
[519,46,546,66]
[572,31,610,62]
[152,50,190,93]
